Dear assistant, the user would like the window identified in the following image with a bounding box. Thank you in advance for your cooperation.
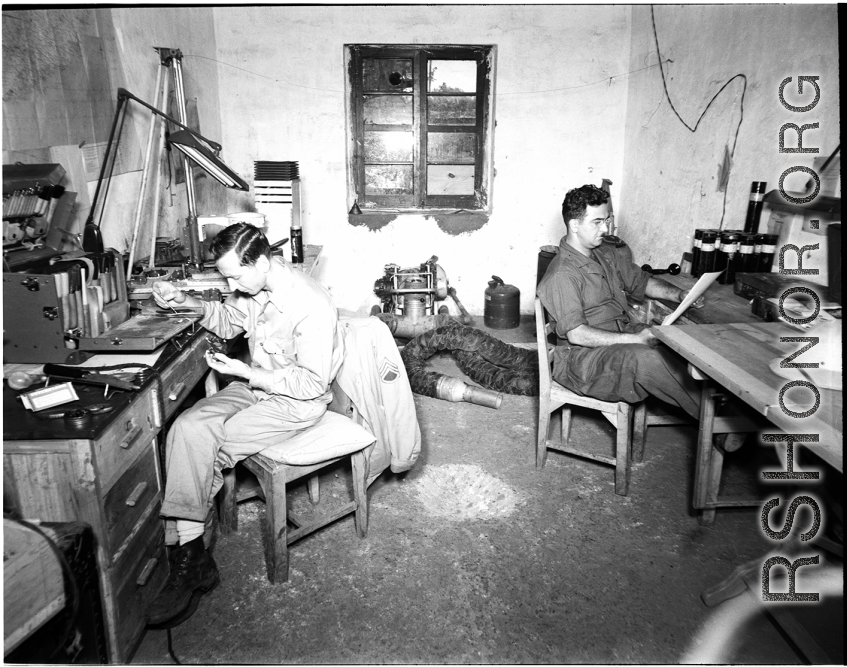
[347,45,494,213]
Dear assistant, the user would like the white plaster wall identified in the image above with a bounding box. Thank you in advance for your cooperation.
[619,5,840,270]
[99,7,226,256]
[210,5,632,314]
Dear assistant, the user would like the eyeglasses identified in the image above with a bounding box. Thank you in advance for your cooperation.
[588,215,615,227]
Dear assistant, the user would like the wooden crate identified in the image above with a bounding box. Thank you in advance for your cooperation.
[3,519,66,655]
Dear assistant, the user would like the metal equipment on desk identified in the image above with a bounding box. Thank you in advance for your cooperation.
[3,248,132,363]
[3,163,76,272]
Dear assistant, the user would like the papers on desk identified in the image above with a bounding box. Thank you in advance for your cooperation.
[77,349,164,369]
[661,271,723,326]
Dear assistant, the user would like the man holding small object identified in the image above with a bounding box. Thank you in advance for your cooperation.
[537,184,705,419]
[146,222,344,626]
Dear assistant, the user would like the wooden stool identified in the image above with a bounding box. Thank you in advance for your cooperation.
[215,381,376,583]
[535,298,639,496]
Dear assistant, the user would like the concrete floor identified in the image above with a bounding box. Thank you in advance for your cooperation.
[131,318,838,664]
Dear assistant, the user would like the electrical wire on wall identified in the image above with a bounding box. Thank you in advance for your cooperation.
[650,4,748,231]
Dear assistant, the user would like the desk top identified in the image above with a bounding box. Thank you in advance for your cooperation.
[653,322,842,471]
[3,327,207,441]
[653,274,761,325]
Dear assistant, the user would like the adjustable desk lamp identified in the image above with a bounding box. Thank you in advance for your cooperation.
[82,87,248,263]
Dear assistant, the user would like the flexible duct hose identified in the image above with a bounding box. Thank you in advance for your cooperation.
[399,317,539,404]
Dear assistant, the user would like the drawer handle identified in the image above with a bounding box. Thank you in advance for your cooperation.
[168,382,186,402]
[119,424,143,450]
[137,556,158,587]
[125,481,148,507]
[151,388,162,428]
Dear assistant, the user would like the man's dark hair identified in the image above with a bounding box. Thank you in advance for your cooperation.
[209,222,271,265]
[562,184,610,224]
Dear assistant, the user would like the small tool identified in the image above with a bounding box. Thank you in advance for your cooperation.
[42,364,140,391]
[37,403,115,420]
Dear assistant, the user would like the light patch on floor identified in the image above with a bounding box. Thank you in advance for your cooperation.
[411,463,523,521]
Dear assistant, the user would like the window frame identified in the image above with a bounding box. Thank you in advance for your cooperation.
[346,44,495,213]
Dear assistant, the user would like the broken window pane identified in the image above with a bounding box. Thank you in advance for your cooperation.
[428,60,476,93]
[364,95,413,125]
[363,59,413,92]
[427,165,475,195]
[365,165,414,195]
[427,132,475,163]
[365,131,413,162]
[428,96,476,126]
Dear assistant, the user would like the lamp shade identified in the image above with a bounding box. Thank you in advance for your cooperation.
[168,130,249,191]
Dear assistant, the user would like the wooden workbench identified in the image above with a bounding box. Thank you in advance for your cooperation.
[646,273,763,325]
[653,321,842,472]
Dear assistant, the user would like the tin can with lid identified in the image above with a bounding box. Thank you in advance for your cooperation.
[484,276,521,329]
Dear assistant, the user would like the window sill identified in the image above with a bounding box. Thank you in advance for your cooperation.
[348,209,490,233]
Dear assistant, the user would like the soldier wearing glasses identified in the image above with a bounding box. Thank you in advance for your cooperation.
[536,184,704,420]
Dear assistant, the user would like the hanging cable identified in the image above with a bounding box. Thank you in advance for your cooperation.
[650,5,747,230]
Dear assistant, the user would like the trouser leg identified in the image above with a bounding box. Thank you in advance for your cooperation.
[555,343,701,419]
[161,383,257,522]
[161,382,327,522]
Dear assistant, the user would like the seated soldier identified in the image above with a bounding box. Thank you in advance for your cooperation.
[537,184,704,419]
[146,222,344,627]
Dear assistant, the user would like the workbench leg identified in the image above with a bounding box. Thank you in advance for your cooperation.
[695,384,719,526]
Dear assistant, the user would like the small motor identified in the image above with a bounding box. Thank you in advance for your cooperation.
[373,256,449,323]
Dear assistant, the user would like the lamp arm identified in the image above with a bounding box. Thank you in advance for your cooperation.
[117,88,222,152]
[84,94,128,227]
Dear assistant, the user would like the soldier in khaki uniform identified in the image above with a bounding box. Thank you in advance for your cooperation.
[147,223,344,627]
[537,184,704,419]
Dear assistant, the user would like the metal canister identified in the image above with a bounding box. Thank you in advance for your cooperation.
[691,229,705,277]
[484,276,520,329]
[738,233,758,274]
[699,230,718,274]
[716,230,740,284]
[757,233,778,273]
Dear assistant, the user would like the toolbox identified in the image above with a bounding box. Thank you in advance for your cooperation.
[3,248,196,364]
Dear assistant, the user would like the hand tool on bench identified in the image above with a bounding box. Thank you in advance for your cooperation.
[42,364,140,391]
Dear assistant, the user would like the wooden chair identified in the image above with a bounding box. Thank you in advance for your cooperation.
[213,380,376,583]
[535,297,648,496]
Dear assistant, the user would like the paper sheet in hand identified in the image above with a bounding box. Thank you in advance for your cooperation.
[661,271,722,326]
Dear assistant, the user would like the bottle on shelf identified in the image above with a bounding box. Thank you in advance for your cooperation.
[290,224,304,264]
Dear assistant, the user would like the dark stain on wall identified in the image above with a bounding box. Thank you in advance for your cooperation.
[348,212,489,235]
[431,212,489,235]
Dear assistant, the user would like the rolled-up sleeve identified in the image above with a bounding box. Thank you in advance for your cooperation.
[538,273,587,338]
[248,305,338,400]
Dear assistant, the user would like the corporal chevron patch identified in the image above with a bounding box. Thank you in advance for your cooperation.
[379,357,399,383]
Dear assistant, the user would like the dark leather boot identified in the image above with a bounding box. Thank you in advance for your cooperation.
[147,537,219,627]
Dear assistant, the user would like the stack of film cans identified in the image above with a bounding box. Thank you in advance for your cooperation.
[692,228,778,279]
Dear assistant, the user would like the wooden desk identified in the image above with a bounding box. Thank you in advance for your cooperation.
[653,322,842,525]
[654,322,842,469]
[648,273,763,325]
[3,325,212,663]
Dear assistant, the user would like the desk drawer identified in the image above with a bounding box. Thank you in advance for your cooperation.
[159,333,210,420]
[102,447,160,557]
[109,506,167,662]
[93,389,158,491]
